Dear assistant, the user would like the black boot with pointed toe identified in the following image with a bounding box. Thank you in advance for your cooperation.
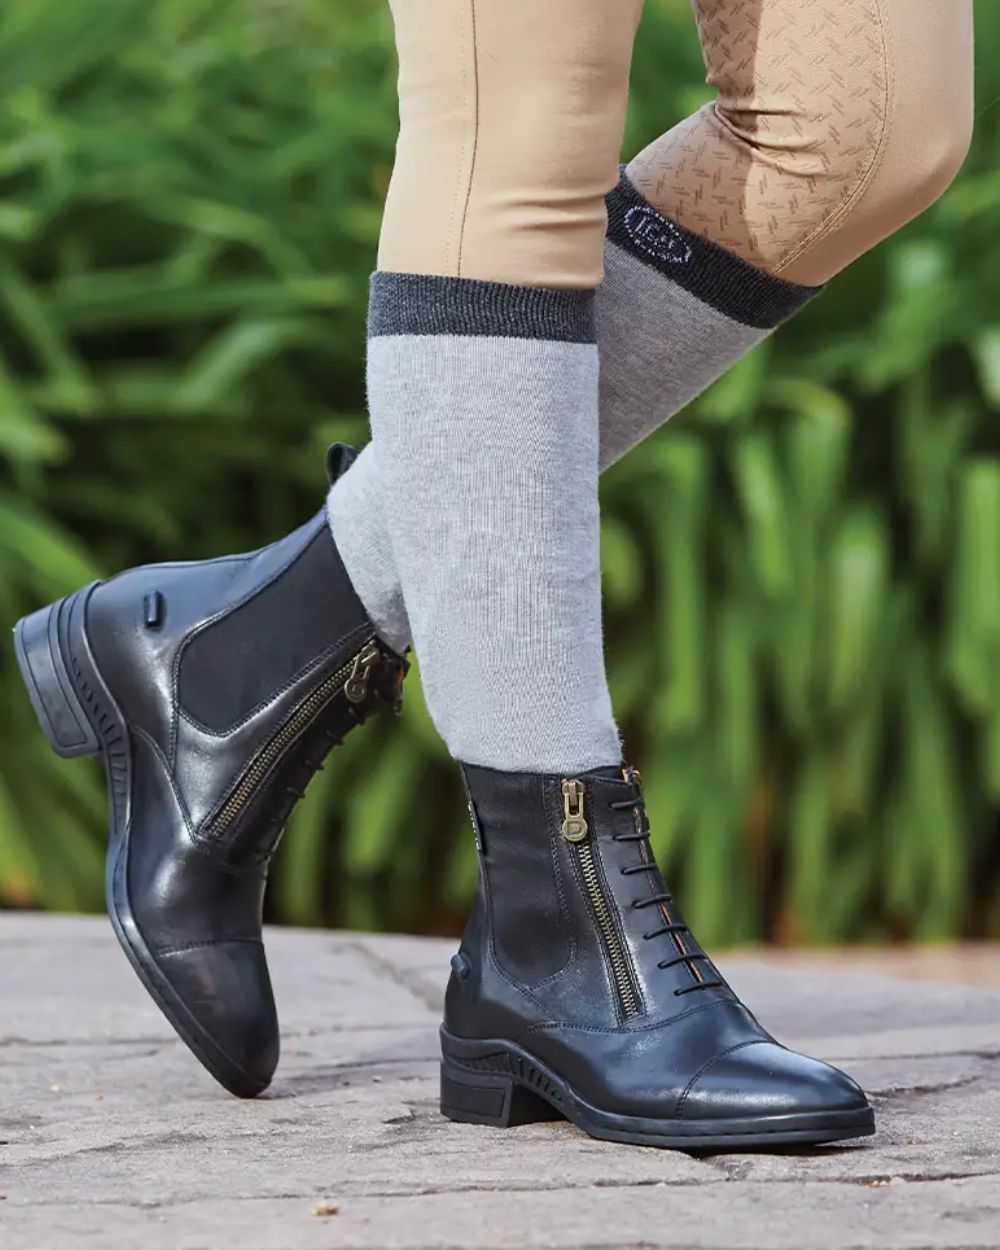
[440,763,874,1150]
[14,446,406,1097]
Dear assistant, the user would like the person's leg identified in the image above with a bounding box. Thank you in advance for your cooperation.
[331,0,974,652]
[362,0,641,773]
[627,0,974,284]
[343,0,878,1150]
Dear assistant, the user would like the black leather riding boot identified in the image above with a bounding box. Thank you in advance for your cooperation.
[441,763,875,1149]
[13,446,405,1097]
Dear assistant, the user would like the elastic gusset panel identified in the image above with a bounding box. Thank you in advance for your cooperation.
[177,521,369,733]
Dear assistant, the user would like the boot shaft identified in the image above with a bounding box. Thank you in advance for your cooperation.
[447,762,732,1037]
[11,444,406,1096]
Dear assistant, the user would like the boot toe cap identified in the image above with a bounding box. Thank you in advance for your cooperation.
[680,1041,870,1124]
[155,939,279,1097]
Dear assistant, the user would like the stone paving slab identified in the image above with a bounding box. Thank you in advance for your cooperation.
[2,914,999,1250]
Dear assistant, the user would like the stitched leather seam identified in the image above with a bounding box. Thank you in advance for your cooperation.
[156,937,262,957]
[131,726,268,874]
[517,994,745,1040]
[485,926,552,1018]
[176,619,373,739]
[675,1039,771,1120]
[101,554,250,588]
[132,724,197,839]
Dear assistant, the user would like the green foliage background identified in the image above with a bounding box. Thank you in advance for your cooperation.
[0,0,998,943]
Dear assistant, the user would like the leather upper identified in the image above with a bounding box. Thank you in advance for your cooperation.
[87,511,377,848]
[446,763,868,1121]
[77,449,406,1093]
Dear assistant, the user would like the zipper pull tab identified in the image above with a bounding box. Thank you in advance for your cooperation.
[344,641,380,703]
[561,778,588,842]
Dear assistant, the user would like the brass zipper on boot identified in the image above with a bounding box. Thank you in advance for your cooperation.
[561,778,641,1020]
[205,638,382,837]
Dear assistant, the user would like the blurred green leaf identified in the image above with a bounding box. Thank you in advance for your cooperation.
[0,0,997,946]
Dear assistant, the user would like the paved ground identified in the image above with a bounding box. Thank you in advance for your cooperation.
[2,915,1000,1250]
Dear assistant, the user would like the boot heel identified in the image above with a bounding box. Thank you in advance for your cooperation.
[440,1063,560,1128]
[13,595,101,759]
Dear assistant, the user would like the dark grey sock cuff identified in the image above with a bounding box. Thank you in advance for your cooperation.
[605,171,820,330]
[368,272,596,343]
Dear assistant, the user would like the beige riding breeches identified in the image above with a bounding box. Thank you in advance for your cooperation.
[378,0,974,288]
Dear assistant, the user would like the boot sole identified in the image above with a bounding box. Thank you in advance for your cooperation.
[440,1028,875,1151]
[14,588,269,1098]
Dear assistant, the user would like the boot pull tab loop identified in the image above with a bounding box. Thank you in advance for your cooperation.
[325,442,359,486]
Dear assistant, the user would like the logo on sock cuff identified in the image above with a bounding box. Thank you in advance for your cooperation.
[625,205,693,267]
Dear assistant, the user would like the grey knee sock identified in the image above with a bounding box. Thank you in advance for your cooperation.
[328,173,816,654]
[598,171,817,464]
[358,272,620,774]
